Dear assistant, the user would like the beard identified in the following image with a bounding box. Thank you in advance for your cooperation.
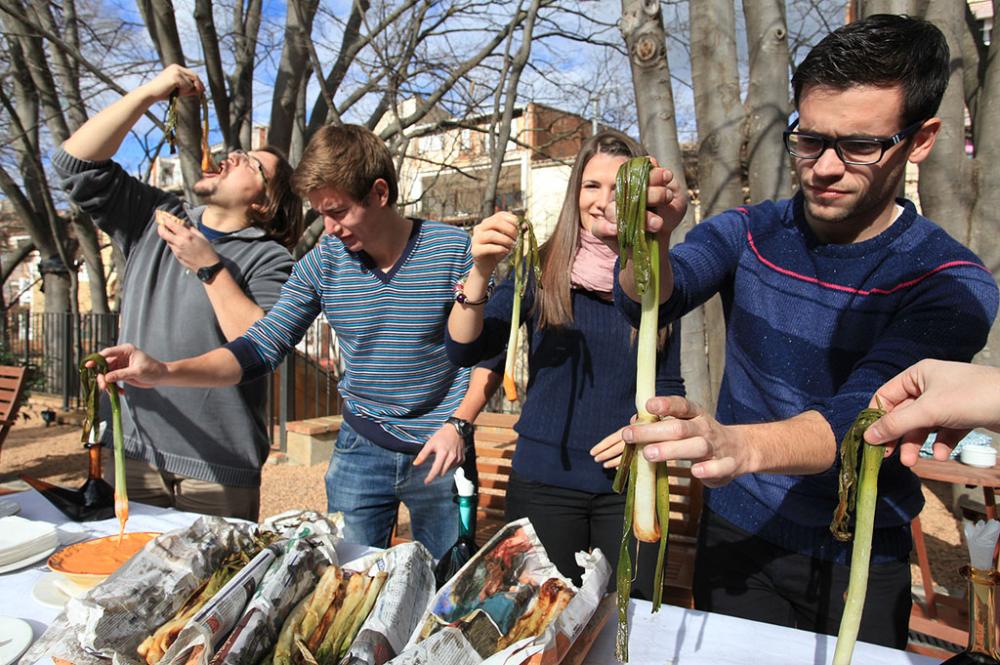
[192,178,217,200]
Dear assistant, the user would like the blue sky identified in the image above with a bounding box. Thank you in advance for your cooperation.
[14,0,845,189]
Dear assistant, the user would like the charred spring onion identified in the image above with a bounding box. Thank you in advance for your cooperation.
[163,90,218,174]
[611,156,669,663]
[830,401,886,665]
[200,94,218,174]
[164,92,179,155]
[503,217,540,402]
[80,353,128,540]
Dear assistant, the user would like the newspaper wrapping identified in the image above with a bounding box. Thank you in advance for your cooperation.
[19,516,258,665]
[19,512,343,665]
[206,533,336,664]
[340,541,437,665]
[140,512,342,665]
[387,518,610,665]
[157,543,283,665]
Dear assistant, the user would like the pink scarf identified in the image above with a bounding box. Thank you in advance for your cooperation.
[570,226,618,295]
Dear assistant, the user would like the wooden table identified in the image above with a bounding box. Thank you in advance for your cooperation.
[908,456,1000,653]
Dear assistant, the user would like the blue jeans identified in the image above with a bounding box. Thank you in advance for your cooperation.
[324,420,465,559]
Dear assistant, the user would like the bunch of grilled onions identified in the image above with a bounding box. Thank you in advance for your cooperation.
[268,564,388,665]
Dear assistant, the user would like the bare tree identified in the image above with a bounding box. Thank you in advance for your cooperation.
[0,8,75,314]
[743,0,792,202]
[481,0,544,217]
[620,0,715,412]
[917,1,1000,366]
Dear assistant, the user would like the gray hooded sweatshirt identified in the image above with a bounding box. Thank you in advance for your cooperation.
[53,148,292,487]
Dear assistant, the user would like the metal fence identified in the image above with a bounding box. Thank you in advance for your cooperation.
[1,308,520,447]
[273,317,344,450]
[2,309,119,410]
[0,309,346,448]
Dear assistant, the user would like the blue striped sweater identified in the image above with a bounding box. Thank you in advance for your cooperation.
[616,194,999,564]
[226,219,472,452]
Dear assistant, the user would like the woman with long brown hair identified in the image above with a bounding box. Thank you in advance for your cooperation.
[445,129,684,595]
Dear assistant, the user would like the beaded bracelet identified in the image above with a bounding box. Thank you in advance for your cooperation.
[454,277,494,306]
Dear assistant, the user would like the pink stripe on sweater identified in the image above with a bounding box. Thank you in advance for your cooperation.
[745,228,989,296]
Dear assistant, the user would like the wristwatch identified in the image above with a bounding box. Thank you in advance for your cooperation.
[446,416,476,443]
[196,261,225,283]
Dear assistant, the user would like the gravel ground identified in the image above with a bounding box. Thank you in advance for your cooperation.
[0,398,966,590]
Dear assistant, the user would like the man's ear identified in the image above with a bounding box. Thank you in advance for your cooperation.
[370,179,390,208]
[248,201,270,222]
[907,117,941,165]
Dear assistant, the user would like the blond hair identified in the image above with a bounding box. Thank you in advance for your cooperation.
[292,124,399,205]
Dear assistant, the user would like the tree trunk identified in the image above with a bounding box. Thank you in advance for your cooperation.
[137,0,201,199]
[1,240,35,287]
[919,6,999,366]
[967,14,1000,366]
[690,0,743,218]
[742,0,792,202]
[620,0,714,412]
[305,0,374,136]
[481,0,542,218]
[230,0,262,149]
[72,216,109,314]
[690,0,744,406]
[861,0,916,16]
[919,0,974,244]
[268,0,319,154]
[194,0,232,148]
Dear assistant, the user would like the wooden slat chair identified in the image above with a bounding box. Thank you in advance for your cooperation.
[0,365,28,461]
[660,460,703,607]
[472,412,519,544]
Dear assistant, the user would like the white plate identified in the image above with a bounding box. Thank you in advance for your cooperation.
[0,499,19,518]
[0,616,33,665]
[32,572,71,609]
[0,544,57,575]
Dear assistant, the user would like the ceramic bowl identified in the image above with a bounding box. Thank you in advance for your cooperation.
[47,531,159,588]
[960,445,998,468]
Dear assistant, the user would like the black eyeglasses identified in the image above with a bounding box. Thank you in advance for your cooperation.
[782,118,925,166]
[230,150,269,188]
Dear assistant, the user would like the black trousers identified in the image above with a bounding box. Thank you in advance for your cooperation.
[505,469,660,599]
[693,509,911,649]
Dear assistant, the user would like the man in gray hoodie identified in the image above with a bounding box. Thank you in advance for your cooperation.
[53,65,303,520]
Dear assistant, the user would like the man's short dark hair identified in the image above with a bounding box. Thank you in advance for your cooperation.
[792,14,950,127]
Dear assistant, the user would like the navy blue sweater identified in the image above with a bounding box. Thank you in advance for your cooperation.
[617,194,999,564]
[447,277,684,494]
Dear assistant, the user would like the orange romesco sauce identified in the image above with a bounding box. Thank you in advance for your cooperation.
[50,532,156,575]
[115,493,129,542]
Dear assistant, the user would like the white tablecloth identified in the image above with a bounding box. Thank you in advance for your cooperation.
[1,490,938,665]
[582,598,937,665]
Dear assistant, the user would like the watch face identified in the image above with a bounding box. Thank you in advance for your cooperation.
[197,262,222,282]
[449,417,473,437]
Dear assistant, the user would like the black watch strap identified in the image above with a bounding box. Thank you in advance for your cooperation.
[446,416,475,442]
[196,261,225,283]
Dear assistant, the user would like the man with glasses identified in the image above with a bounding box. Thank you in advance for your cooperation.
[596,15,998,647]
[53,65,303,521]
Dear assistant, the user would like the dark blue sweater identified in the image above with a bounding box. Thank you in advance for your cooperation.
[447,277,684,494]
[617,194,998,564]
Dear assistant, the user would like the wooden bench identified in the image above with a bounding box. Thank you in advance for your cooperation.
[472,412,518,543]
[472,412,703,608]
[0,365,28,461]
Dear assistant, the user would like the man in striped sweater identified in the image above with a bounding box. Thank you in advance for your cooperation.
[597,16,999,648]
[95,125,479,558]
